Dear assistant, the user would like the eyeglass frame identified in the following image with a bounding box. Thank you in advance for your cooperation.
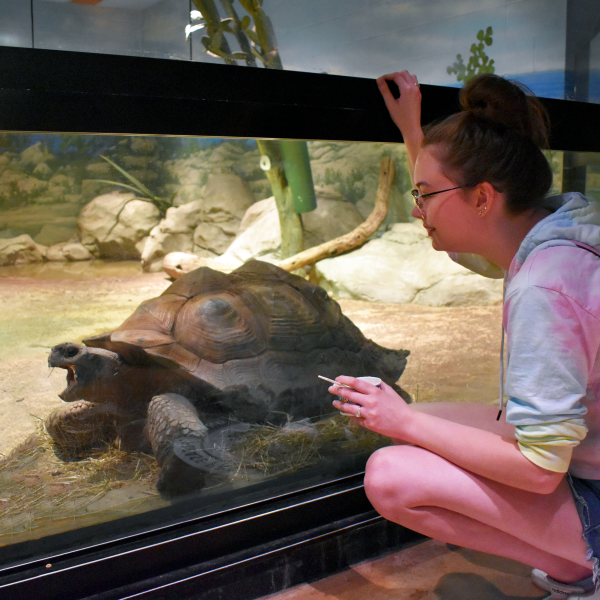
[411,185,463,215]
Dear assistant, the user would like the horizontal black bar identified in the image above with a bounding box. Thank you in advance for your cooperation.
[1,47,598,151]
[90,515,422,600]
[0,475,378,600]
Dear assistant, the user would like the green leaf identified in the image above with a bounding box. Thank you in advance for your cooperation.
[244,27,261,45]
[220,18,234,33]
[476,29,484,41]
[251,46,267,64]
[241,15,251,30]
[99,155,156,200]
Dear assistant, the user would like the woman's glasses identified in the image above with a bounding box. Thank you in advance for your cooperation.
[411,186,463,215]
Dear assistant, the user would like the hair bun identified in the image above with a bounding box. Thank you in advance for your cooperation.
[460,74,549,148]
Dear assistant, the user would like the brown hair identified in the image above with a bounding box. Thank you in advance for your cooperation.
[422,74,553,214]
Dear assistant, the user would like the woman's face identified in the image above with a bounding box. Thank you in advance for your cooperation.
[412,147,476,253]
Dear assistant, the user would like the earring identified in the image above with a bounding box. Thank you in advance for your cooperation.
[479,206,487,216]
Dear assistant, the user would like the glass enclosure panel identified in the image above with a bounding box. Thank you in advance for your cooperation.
[0,131,512,551]
[1,1,600,103]
[0,0,32,48]
[31,0,190,59]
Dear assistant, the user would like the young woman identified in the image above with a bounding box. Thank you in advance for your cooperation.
[328,71,600,599]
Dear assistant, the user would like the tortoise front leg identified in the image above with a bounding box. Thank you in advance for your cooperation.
[146,393,210,497]
[45,400,117,458]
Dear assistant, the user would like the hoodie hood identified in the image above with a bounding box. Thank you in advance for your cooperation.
[511,193,600,278]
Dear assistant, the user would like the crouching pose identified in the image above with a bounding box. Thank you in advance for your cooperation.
[329,70,600,599]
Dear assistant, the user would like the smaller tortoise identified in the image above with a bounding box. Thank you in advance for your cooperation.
[47,260,409,496]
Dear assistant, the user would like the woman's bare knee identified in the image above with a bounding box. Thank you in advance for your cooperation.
[364,446,430,519]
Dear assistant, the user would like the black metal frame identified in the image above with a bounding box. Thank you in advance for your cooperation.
[1,46,600,600]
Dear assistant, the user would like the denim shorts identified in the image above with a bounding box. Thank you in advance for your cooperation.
[567,473,600,585]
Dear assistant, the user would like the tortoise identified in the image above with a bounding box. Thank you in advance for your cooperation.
[46,260,410,496]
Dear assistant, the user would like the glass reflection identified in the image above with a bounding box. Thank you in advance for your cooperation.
[0,132,419,546]
[1,132,591,550]
[0,1,599,103]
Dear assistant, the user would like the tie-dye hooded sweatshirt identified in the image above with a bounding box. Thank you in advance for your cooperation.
[502,192,600,477]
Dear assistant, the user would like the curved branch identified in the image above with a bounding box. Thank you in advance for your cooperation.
[277,157,395,272]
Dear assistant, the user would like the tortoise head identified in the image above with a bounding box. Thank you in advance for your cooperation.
[48,343,129,403]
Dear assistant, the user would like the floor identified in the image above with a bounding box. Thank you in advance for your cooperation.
[261,539,547,600]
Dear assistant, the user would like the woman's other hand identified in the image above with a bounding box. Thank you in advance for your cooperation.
[329,376,412,441]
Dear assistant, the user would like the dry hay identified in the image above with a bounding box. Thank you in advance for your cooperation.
[233,414,388,478]
[0,415,388,545]
[0,425,162,543]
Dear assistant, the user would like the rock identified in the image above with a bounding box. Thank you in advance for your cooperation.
[141,173,255,271]
[129,137,157,155]
[17,176,47,198]
[193,222,235,255]
[312,222,503,306]
[202,172,255,219]
[33,163,52,178]
[85,162,113,177]
[162,252,240,278]
[0,234,46,266]
[19,142,53,169]
[34,224,77,246]
[78,192,161,260]
[412,273,502,306]
[221,198,279,265]
[220,191,365,266]
[141,201,207,271]
[46,242,93,262]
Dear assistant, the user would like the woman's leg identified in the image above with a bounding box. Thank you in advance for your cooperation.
[364,444,593,583]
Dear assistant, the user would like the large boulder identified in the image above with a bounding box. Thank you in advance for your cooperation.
[78,192,161,260]
[141,173,255,271]
[220,189,365,266]
[312,221,503,306]
[0,234,46,266]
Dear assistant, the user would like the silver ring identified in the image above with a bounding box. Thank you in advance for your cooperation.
[356,406,361,418]
[415,81,420,87]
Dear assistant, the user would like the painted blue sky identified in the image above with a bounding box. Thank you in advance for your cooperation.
[267,0,568,96]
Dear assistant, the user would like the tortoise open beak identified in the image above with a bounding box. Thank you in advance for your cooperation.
[49,343,85,401]
[48,343,123,403]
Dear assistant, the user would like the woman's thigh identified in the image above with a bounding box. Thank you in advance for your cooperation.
[365,445,588,565]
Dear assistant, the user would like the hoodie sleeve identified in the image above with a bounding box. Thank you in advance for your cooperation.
[504,271,600,473]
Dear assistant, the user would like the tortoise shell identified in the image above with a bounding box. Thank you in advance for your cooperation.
[83,260,409,420]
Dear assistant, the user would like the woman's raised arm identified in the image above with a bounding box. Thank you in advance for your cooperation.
[377,70,424,185]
